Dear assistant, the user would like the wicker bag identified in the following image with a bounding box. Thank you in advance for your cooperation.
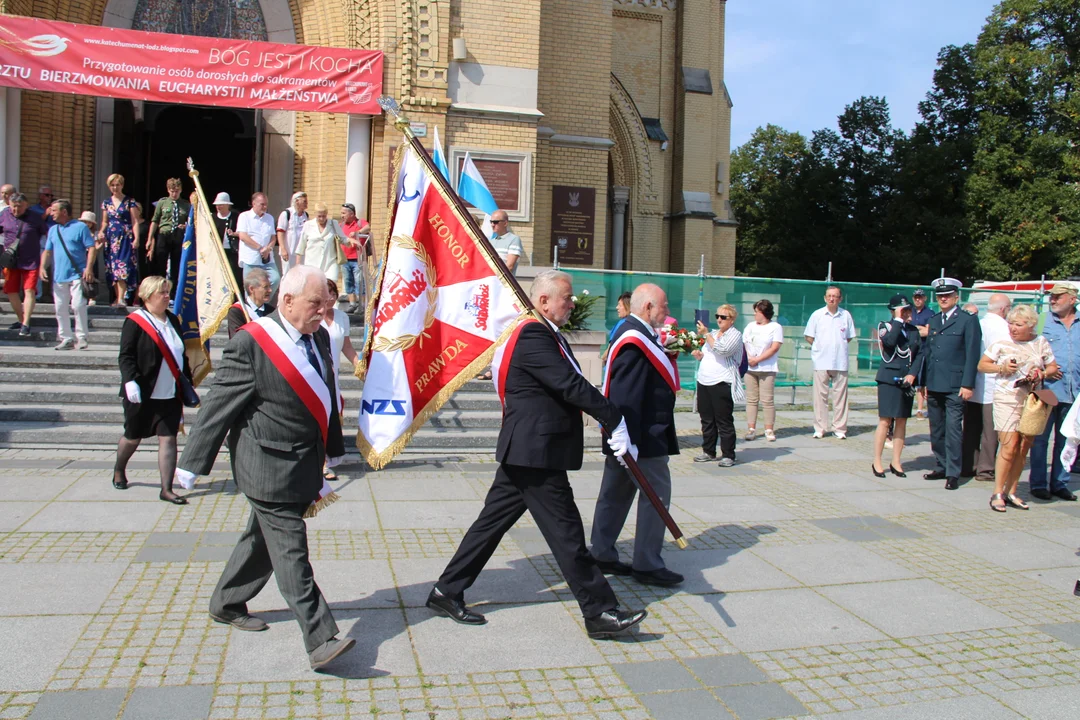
[1018,386,1057,437]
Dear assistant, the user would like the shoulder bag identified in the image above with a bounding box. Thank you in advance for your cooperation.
[129,311,200,408]
[332,220,348,266]
[52,226,98,299]
[1018,381,1058,437]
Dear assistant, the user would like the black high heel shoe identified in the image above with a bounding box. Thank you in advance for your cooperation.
[889,465,907,478]
[112,471,128,490]
[871,464,886,478]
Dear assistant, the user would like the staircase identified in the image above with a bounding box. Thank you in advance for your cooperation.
[0,301,535,451]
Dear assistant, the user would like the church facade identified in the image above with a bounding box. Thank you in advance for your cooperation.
[0,0,736,273]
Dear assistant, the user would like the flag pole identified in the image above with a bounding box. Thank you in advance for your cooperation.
[377,96,688,549]
[186,157,248,322]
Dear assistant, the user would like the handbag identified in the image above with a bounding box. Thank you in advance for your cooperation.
[0,217,22,270]
[129,311,201,408]
[1017,382,1057,437]
[51,226,98,299]
[333,220,348,266]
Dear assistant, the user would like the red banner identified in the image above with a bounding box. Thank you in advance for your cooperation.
[0,14,383,115]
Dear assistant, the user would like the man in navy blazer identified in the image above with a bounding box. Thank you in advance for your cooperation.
[591,283,683,587]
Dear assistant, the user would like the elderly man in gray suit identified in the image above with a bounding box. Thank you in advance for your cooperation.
[175,265,353,671]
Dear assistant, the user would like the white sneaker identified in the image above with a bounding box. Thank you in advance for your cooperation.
[764,429,776,442]
[54,338,75,351]
[75,339,89,350]
[745,428,756,441]
[812,430,824,439]
[834,431,847,440]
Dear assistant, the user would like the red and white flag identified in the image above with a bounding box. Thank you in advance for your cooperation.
[357,145,527,468]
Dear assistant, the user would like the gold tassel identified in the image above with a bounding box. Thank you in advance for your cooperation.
[303,491,340,519]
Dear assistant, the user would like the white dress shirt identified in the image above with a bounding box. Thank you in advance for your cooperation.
[975,312,1011,404]
[139,311,185,400]
[237,209,277,266]
[804,306,856,371]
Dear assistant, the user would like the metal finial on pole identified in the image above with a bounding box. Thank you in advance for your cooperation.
[826,261,832,283]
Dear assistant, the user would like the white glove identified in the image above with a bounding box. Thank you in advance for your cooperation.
[617,442,640,468]
[124,380,142,404]
[608,418,632,457]
[1061,439,1079,472]
[174,468,197,491]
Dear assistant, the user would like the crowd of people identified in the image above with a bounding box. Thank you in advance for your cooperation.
[614,278,1076,514]
[0,180,379,348]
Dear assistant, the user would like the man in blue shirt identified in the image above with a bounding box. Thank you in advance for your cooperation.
[1030,282,1079,501]
[40,199,97,351]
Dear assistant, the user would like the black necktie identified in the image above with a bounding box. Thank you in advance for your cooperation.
[301,335,322,379]
[255,305,268,317]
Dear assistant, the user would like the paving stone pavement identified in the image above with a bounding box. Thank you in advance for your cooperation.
[2,411,1080,719]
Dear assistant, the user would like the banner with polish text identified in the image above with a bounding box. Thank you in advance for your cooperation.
[357,145,528,468]
[0,14,382,114]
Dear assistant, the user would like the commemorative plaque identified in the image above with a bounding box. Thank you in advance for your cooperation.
[550,185,595,265]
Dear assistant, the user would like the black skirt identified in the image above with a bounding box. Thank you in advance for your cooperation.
[122,396,182,439]
[877,381,913,420]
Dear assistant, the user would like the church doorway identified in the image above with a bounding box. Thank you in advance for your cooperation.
[111,101,257,212]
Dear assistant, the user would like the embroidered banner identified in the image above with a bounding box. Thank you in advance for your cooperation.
[0,14,383,114]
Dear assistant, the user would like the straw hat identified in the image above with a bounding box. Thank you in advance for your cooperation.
[78,210,97,227]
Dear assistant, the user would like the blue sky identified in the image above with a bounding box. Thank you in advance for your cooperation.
[725,0,1000,148]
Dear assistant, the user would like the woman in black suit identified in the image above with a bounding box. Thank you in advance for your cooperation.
[114,275,192,504]
[872,294,924,478]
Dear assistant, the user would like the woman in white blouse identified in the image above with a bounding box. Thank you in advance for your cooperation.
[742,299,784,442]
[296,202,346,283]
[321,278,359,480]
[692,304,745,467]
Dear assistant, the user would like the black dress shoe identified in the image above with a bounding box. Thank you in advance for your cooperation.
[889,465,907,478]
[1053,488,1078,501]
[631,567,684,587]
[924,470,947,480]
[426,586,487,625]
[945,477,959,490]
[1030,489,1053,501]
[584,607,647,639]
[871,464,886,478]
[595,559,633,576]
[1074,579,1080,597]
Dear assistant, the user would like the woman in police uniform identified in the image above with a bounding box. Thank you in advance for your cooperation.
[872,294,924,478]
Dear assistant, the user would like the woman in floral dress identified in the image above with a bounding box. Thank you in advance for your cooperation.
[98,173,142,306]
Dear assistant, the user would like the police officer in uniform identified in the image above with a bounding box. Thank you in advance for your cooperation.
[922,278,982,489]
[872,294,924,478]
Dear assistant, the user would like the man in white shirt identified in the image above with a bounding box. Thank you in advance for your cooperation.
[803,286,856,439]
[962,293,1011,481]
[277,192,309,274]
[490,210,524,275]
[237,192,281,296]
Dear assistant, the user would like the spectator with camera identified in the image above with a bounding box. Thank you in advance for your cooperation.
[872,295,924,478]
[977,305,1057,512]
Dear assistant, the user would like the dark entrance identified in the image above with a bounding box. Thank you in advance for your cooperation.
[112,102,257,213]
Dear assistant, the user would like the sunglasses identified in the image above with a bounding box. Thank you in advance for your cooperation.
[492,219,506,224]
[716,314,730,320]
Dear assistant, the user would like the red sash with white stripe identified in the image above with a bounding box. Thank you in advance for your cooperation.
[491,317,582,407]
[241,317,332,446]
[602,327,679,396]
[128,311,184,388]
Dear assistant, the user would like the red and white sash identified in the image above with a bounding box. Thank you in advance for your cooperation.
[128,311,184,388]
[491,317,582,406]
[241,317,332,446]
[602,327,680,396]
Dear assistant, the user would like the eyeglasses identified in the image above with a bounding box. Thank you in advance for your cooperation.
[492,219,506,224]
[716,314,730,320]
[40,193,53,198]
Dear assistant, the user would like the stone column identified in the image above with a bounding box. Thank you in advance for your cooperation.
[0,88,20,187]
[345,115,371,221]
[93,98,115,214]
[610,185,630,270]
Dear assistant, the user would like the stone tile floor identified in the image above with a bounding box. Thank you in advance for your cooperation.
[1,409,1079,718]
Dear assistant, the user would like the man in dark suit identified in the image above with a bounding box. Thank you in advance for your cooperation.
[175,265,354,670]
[226,265,275,337]
[427,270,648,639]
[591,283,683,587]
[922,277,982,490]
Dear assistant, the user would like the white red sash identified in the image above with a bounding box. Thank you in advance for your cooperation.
[241,317,332,446]
[602,327,679,396]
[128,311,184,386]
[491,317,582,406]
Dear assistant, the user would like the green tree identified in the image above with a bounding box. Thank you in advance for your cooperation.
[968,0,1080,279]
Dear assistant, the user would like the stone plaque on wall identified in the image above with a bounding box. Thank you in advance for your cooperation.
[455,157,522,213]
[550,185,595,265]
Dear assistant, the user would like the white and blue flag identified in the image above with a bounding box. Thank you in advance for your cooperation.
[456,152,497,239]
[431,125,450,182]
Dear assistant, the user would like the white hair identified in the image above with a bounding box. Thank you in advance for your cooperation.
[630,283,663,315]
[987,293,1012,313]
[530,270,572,303]
[280,265,325,298]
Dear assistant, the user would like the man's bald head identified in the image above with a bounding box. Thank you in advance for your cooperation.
[987,293,1012,317]
[630,283,669,328]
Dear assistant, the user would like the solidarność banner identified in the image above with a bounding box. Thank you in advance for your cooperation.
[0,14,383,115]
